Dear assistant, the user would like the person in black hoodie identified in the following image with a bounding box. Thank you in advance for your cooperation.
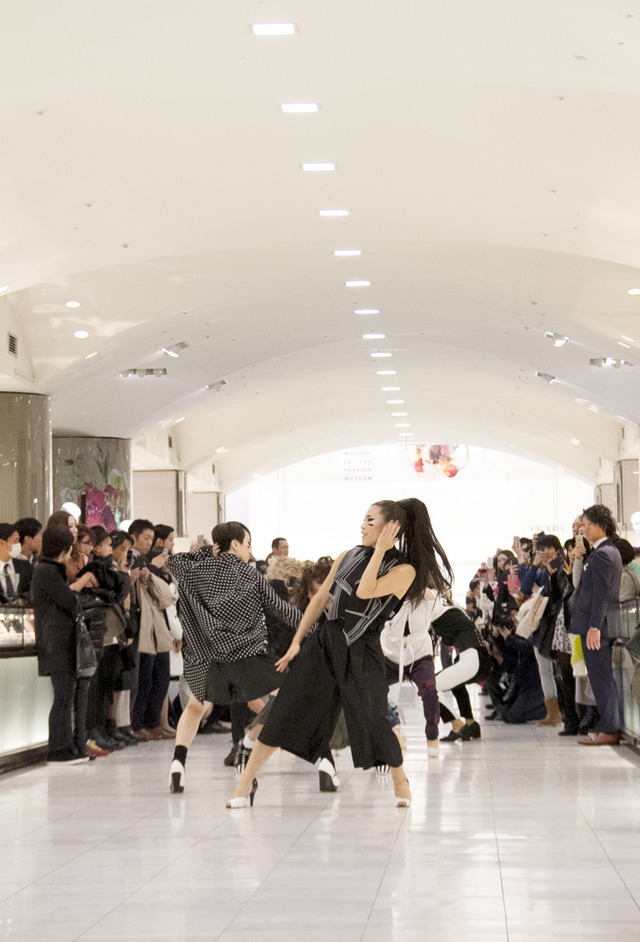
[31,526,98,763]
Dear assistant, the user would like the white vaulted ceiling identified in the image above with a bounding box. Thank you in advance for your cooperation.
[2,1,640,490]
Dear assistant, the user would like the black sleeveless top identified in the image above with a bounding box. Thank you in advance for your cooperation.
[326,545,409,645]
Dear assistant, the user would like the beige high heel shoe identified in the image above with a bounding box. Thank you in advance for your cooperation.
[394,778,412,808]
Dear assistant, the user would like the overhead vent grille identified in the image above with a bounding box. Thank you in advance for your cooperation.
[206,378,228,392]
[7,333,18,357]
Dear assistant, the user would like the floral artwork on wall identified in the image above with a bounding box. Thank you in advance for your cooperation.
[404,443,470,479]
[54,439,130,529]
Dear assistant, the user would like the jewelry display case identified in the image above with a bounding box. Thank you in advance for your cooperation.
[0,605,36,654]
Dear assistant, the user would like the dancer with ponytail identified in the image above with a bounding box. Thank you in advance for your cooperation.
[227,498,453,809]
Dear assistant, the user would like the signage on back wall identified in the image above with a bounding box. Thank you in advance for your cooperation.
[342,449,373,482]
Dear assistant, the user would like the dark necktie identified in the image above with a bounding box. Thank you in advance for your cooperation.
[3,565,16,602]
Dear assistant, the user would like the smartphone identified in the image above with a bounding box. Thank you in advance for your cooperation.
[575,534,584,547]
[513,536,520,548]
[162,547,170,556]
[196,534,205,548]
[126,548,133,565]
[487,556,494,567]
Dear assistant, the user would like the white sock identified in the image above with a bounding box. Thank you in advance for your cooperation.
[242,734,255,750]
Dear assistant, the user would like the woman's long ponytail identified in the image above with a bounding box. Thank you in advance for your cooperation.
[375,497,453,604]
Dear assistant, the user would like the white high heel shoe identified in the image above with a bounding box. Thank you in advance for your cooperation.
[226,779,258,808]
[394,778,412,808]
[169,759,185,793]
[318,757,340,792]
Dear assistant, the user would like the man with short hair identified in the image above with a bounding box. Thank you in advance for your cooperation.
[128,519,155,562]
[571,504,623,746]
[0,523,33,604]
[271,537,289,558]
[14,517,43,566]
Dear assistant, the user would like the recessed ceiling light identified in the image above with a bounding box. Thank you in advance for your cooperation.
[74,329,89,339]
[174,417,185,424]
[119,368,167,378]
[395,423,411,428]
[346,280,371,287]
[544,331,569,347]
[371,351,391,358]
[334,249,361,257]
[628,288,640,295]
[161,341,189,358]
[622,336,635,342]
[84,351,98,360]
[252,23,296,36]
[575,397,588,404]
[618,341,631,349]
[391,412,408,417]
[382,386,400,391]
[65,300,81,309]
[376,370,397,375]
[363,332,385,340]
[587,404,600,413]
[280,102,318,113]
[302,162,335,172]
[570,437,580,446]
[399,432,413,437]
[387,399,405,404]
[355,308,379,315]
[319,209,349,217]
[215,446,229,455]
[0,285,9,293]
[589,357,630,368]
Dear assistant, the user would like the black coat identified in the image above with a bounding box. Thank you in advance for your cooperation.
[31,558,78,675]
[0,557,33,604]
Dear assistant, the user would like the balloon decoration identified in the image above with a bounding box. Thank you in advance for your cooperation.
[404,443,469,479]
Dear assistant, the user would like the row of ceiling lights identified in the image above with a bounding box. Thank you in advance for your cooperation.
[250,20,414,442]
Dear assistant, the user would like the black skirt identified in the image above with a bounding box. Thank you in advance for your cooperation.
[205,652,283,705]
[259,619,403,770]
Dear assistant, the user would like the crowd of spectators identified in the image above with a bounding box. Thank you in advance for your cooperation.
[2,501,638,767]
[0,513,335,766]
[463,505,640,742]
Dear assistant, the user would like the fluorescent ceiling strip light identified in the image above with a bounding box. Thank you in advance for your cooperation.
[302,162,335,171]
[281,103,318,113]
[252,23,296,36]
[319,209,349,217]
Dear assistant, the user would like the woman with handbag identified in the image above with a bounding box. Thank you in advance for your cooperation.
[31,525,99,764]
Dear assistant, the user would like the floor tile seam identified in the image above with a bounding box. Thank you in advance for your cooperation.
[211,797,335,939]
[508,735,640,915]
[1,800,95,851]
[355,791,419,941]
[70,819,218,941]
[483,737,512,942]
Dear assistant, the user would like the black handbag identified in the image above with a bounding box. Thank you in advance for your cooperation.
[76,605,98,679]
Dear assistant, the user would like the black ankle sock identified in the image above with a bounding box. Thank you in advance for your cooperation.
[173,745,188,765]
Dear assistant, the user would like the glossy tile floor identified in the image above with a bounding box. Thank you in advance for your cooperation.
[2,691,640,942]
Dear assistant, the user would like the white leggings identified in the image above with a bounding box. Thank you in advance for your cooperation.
[436,649,480,720]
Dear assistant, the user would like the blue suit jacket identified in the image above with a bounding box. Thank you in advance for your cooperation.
[571,539,621,639]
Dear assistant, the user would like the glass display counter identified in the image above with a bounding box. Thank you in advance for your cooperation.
[0,605,36,654]
[613,599,640,741]
[0,606,52,772]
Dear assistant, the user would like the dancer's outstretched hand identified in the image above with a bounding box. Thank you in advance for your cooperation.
[375,520,401,553]
[275,641,300,672]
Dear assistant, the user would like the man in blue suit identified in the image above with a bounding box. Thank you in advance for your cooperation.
[571,505,622,746]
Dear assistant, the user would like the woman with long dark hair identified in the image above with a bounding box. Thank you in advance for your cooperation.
[228,497,453,809]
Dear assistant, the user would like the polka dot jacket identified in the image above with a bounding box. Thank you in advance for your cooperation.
[168,549,302,666]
